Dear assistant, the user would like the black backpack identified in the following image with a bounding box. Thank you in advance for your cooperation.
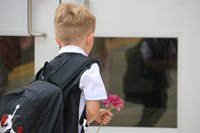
[0,53,95,133]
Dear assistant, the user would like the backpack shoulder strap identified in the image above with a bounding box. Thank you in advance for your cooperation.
[34,53,97,89]
[53,53,96,89]
[31,61,49,83]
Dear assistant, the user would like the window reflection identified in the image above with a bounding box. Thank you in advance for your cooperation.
[90,37,177,128]
[0,36,34,96]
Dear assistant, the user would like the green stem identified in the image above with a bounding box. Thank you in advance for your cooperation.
[109,106,113,111]
[96,124,102,133]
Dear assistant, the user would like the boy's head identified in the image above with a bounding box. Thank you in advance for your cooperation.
[54,3,96,48]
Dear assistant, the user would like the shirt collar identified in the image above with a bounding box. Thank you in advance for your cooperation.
[58,45,88,56]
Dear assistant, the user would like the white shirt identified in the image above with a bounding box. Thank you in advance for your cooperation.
[58,45,107,133]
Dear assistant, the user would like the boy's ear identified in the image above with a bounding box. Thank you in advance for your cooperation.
[54,34,62,47]
[86,32,94,46]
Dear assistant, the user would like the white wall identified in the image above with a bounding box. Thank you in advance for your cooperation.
[181,0,200,132]
[89,0,182,38]
[0,0,28,36]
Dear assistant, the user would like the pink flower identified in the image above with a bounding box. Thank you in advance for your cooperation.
[102,94,124,111]
[96,94,124,133]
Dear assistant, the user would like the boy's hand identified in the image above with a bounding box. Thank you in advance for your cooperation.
[95,109,113,125]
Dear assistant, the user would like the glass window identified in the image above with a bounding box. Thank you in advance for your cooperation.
[0,36,34,96]
[90,37,177,128]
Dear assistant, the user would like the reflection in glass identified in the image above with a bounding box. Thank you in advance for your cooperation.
[0,36,34,96]
[90,37,177,128]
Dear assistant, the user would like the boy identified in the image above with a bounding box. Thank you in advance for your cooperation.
[54,2,113,133]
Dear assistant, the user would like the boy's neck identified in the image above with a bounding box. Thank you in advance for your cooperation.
[60,44,88,56]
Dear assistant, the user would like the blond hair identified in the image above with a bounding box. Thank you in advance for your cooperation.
[54,3,96,46]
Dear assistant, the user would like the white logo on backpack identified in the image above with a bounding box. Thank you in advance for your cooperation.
[0,104,20,133]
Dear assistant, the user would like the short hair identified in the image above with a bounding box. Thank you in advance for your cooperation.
[54,3,96,45]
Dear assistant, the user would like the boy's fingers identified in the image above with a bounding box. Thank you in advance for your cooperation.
[103,115,112,121]
[101,119,109,125]
[108,111,113,117]
[105,110,113,118]
[101,114,112,125]
[98,109,114,125]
